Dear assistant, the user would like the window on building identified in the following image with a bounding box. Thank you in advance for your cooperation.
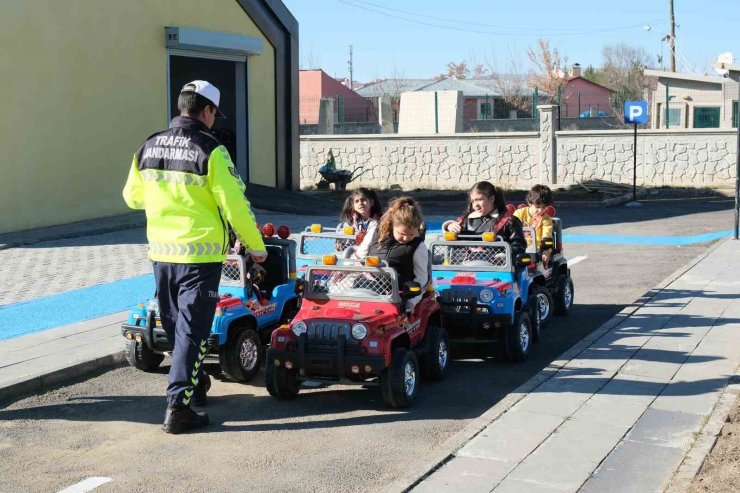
[663,106,683,129]
[693,106,721,128]
[480,102,492,119]
[733,101,738,128]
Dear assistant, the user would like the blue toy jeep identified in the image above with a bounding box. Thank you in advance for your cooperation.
[121,235,302,383]
[430,233,545,362]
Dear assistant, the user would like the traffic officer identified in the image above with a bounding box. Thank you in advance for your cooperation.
[123,80,267,434]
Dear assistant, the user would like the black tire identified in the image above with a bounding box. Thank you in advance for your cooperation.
[530,284,554,341]
[554,276,574,316]
[265,359,300,400]
[380,348,419,408]
[219,326,263,383]
[422,325,449,381]
[504,310,532,363]
[124,339,164,372]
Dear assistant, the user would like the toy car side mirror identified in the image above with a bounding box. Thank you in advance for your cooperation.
[516,253,534,268]
[400,281,422,301]
[541,237,554,249]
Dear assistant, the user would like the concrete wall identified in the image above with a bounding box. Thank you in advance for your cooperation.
[300,127,737,190]
[0,0,277,234]
[557,129,737,186]
[398,90,463,134]
[299,133,541,190]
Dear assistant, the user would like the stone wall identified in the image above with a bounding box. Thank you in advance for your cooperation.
[557,130,736,186]
[300,121,737,191]
[300,133,540,190]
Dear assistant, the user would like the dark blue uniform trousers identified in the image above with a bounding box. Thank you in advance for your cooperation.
[153,262,222,407]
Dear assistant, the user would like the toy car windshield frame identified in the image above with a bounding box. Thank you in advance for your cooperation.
[304,263,400,303]
[429,240,513,272]
[220,254,251,287]
[298,231,358,261]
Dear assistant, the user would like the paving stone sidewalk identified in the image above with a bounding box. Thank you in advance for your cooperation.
[411,239,740,493]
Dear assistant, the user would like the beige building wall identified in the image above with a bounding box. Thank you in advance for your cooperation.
[0,0,276,234]
[649,78,738,130]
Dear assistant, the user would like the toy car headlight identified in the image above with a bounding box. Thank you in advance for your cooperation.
[291,321,308,337]
[351,323,368,340]
[479,289,494,303]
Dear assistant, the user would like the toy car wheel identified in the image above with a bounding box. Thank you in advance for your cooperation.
[422,325,449,381]
[124,339,164,372]
[265,360,300,400]
[531,285,554,339]
[380,347,419,408]
[219,327,262,383]
[504,310,532,363]
[554,276,574,316]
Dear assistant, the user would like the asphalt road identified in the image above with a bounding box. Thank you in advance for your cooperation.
[0,194,734,493]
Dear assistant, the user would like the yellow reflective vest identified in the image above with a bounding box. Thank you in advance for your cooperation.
[123,116,266,263]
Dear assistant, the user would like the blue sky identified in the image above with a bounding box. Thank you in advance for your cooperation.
[282,0,738,82]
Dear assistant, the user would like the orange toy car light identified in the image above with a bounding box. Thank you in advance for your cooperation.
[277,225,290,239]
[262,223,275,237]
[365,256,380,267]
[443,231,457,241]
[481,232,495,242]
[322,254,338,265]
[343,226,355,235]
[311,224,322,233]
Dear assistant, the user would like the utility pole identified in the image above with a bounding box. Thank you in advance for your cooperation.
[669,0,676,72]
[348,44,354,90]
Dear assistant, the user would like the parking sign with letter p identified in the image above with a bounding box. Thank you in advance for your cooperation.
[624,101,648,124]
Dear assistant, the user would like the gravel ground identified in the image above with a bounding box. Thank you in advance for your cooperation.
[690,394,740,492]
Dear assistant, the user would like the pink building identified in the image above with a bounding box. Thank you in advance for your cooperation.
[299,69,373,124]
[561,64,614,117]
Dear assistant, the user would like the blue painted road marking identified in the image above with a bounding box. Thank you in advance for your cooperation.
[562,230,732,246]
[0,228,730,340]
[0,275,154,341]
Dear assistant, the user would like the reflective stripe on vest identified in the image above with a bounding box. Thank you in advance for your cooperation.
[149,242,222,256]
[140,169,207,187]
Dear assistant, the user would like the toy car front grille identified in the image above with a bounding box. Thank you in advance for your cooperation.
[306,322,359,350]
[439,289,479,313]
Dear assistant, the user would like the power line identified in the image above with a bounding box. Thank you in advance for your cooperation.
[338,0,665,37]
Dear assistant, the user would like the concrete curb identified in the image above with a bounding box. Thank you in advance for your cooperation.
[0,351,126,405]
[385,237,730,493]
[0,213,146,251]
[664,365,740,492]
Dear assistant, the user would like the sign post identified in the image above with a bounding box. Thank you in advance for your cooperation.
[624,101,648,206]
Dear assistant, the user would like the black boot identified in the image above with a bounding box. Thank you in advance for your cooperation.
[192,373,211,407]
[163,405,209,434]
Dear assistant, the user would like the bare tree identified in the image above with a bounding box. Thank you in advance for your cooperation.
[598,44,651,118]
[439,60,471,80]
[486,46,531,118]
[527,39,568,99]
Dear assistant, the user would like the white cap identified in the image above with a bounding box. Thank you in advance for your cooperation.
[180,80,225,117]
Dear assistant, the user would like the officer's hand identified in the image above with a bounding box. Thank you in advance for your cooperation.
[251,253,268,263]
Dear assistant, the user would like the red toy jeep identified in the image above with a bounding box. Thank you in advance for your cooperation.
[265,256,449,408]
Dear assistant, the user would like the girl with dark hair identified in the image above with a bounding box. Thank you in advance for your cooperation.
[367,196,429,309]
[442,181,526,258]
[338,188,383,258]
